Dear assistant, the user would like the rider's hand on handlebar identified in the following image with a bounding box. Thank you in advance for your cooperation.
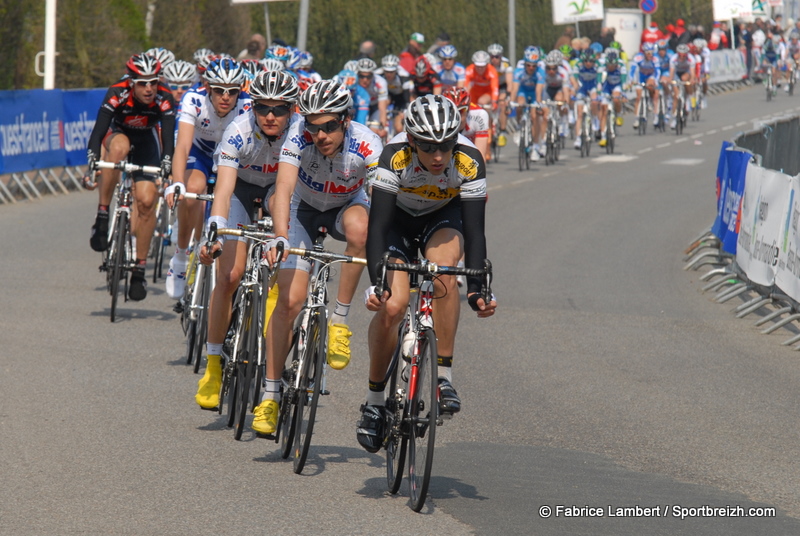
[163,182,184,209]
[364,285,390,312]
[467,292,497,318]
[265,236,289,267]
[199,241,222,265]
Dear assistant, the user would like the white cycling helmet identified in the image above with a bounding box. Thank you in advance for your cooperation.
[676,44,690,54]
[145,47,175,68]
[342,59,359,73]
[260,58,285,72]
[203,58,246,85]
[162,60,196,83]
[297,79,353,116]
[404,94,461,143]
[487,43,504,56]
[356,57,377,73]
[193,48,215,63]
[472,50,490,67]
[381,54,400,72]
[545,50,563,66]
[248,70,299,102]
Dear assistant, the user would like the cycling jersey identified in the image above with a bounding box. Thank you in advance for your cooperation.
[214,112,300,188]
[350,85,371,125]
[435,61,466,89]
[513,65,539,100]
[382,72,413,109]
[462,103,490,143]
[178,87,252,158]
[279,120,381,212]
[572,63,599,96]
[788,40,800,58]
[88,77,176,159]
[465,64,500,104]
[362,74,389,106]
[601,64,626,93]
[541,65,570,89]
[413,72,442,97]
[670,54,696,77]
[635,55,661,82]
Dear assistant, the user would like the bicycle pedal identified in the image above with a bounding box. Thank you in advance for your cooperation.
[255,432,277,440]
[173,301,184,314]
[199,405,220,412]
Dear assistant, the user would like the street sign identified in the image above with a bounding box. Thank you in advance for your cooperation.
[639,0,658,14]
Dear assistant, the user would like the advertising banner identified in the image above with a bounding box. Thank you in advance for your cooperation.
[0,90,65,174]
[553,0,604,25]
[776,176,800,302]
[62,89,104,166]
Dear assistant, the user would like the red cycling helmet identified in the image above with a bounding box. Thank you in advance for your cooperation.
[443,86,470,109]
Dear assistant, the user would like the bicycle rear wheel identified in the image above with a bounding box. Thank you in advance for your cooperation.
[517,123,527,171]
[109,211,128,323]
[234,290,260,440]
[279,332,300,459]
[192,268,211,374]
[385,327,408,494]
[293,312,327,474]
[408,328,438,512]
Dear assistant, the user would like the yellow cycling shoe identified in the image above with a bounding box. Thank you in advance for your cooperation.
[615,116,623,127]
[252,399,280,435]
[497,133,507,147]
[327,322,353,370]
[195,354,222,409]
[599,138,607,147]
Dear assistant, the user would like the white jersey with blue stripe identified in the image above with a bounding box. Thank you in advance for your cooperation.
[178,87,252,157]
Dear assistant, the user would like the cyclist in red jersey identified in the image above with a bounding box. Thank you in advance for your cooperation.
[465,51,500,111]
[86,53,176,301]
[411,54,442,98]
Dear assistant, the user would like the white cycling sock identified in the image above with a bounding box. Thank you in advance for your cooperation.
[366,389,385,406]
[262,379,281,402]
[438,365,453,382]
[330,301,350,325]
[206,343,223,356]
[175,247,189,263]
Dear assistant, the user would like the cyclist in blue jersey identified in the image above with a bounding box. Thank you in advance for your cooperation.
[337,69,370,125]
[598,50,626,147]
[571,50,600,149]
[761,31,783,92]
[435,44,466,90]
[508,46,542,161]
[536,51,572,155]
[632,43,661,129]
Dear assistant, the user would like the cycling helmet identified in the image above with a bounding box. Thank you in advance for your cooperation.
[203,58,246,85]
[342,59,359,73]
[162,60,196,83]
[580,51,596,63]
[248,70,300,102]
[676,43,690,54]
[356,57,377,73]
[472,50,491,67]
[590,42,604,54]
[642,42,655,53]
[693,38,707,49]
[266,45,291,63]
[405,94,461,143]
[656,39,669,50]
[523,45,540,63]
[605,50,619,64]
[443,86,470,109]
[688,44,698,55]
[487,43,504,56]
[145,47,175,68]
[559,44,573,58]
[193,48,215,64]
[545,50,563,66]
[381,54,400,72]
[285,48,305,70]
[260,58,285,72]
[336,69,357,90]
[297,79,353,115]
[297,51,314,69]
[610,41,622,50]
[415,55,434,77]
[126,53,161,78]
[240,59,263,77]
[438,44,458,59]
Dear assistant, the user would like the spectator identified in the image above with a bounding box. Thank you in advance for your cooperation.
[357,40,376,60]
[599,26,615,48]
[677,22,693,45]
[399,32,425,74]
[720,21,731,48]
[709,22,728,50]
[673,19,687,39]
[555,26,576,50]
[641,21,663,49]
[237,33,266,60]
[571,37,584,55]
[426,32,451,55]
[665,24,678,50]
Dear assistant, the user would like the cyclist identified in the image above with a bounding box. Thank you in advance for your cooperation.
[761,31,783,93]
[598,49,626,146]
[86,53,176,301]
[357,95,497,453]
[355,58,389,139]
[379,54,413,137]
[571,50,600,149]
[255,80,382,436]
[163,59,251,299]
[193,70,300,411]
[465,50,499,114]
[337,68,370,125]
[443,86,490,158]
[536,50,572,150]
[632,43,661,130]
[435,44,465,90]
[411,53,443,98]
[193,48,215,79]
[693,38,711,106]
[488,43,513,145]
[509,45,543,161]
[786,32,800,90]
[146,47,175,69]
[668,44,696,129]
[161,60,197,106]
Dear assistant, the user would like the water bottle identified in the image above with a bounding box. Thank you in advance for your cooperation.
[401,329,415,362]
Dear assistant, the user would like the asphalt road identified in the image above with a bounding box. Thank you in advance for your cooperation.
[3,84,800,535]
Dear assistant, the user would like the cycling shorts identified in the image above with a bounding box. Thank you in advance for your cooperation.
[186,145,214,179]
[282,190,369,272]
[225,180,276,243]
[546,86,562,100]
[102,124,161,181]
[518,87,538,104]
[385,198,463,263]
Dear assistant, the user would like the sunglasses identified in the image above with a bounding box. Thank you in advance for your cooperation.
[209,85,240,97]
[545,66,558,71]
[490,55,502,59]
[134,79,158,87]
[168,83,192,91]
[358,73,373,79]
[305,118,343,135]
[414,137,457,153]
[253,103,292,117]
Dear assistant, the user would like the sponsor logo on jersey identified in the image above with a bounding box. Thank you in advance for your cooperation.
[298,167,364,194]
[219,152,237,162]
[389,147,412,170]
[243,162,278,174]
[453,151,478,180]
[201,118,210,128]
[348,137,373,159]
[123,115,148,128]
[227,133,244,151]
[281,148,301,160]
[159,99,171,112]
[402,184,459,201]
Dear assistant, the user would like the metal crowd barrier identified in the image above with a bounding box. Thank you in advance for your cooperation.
[0,165,87,204]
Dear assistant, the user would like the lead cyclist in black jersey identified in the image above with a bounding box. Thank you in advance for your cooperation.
[357,95,497,453]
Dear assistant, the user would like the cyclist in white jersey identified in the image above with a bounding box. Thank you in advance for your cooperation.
[435,44,466,89]
[161,60,197,107]
[356,58,390,139]
[253,80,382,436]
[164,59,252,299]
[193,71,301,412]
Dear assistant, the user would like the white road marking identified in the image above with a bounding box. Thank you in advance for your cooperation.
[662,158,705,166]
[638,147,653,154]
[705,129,718,135]
[592,154,639,163]
[656,142,672,149]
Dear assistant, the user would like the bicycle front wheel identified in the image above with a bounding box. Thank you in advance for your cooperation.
[293,312,326,474]
[234,291,260,440]
[385,325,407,494]
[518,124,526,172]
[192,268,211,374]
[279,333,300,459]
[408,328,438,512]
[109,211,128,323]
